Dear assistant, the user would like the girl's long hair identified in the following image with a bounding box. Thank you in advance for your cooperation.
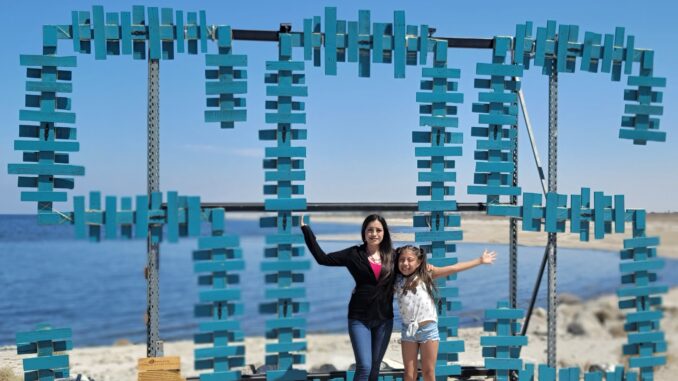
[361,214,395,297]
[395,245,437,301]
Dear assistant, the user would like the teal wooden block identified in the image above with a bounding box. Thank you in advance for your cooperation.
[468,185,521,196]
[478,113,517,126]
[264,198,306,212]
[627,331,664,344]
[199,10,208,53]
[393,10,406,78]
[23,355,69,371]
[25,81,73,93]
[617,285,667,298]
[416,91,463,104]
[16,329,71,345]
[476,63,523,77]
[20,191,66,202]
[199,371,241,381]
[625,310,662,324]
[266,85,308,98]
[422,67,460,78]
[414,146,462,157]
[14,140,79,152]
[142,7,160,60]
[20,55,77,68]
[173,10,184,54]
[619,258,664,274]
[418,25,429,66]
[104,196,117,239]
[487,204,522,218]
[264,369,307,381]
[418,171,456,182]
[205,81,247,95]
[205,54,248,68]
[476,137,513,151]
[265,341,306,353]
[485,358,522,370]
[20,110,75,124]
[479,92,518,103]
[480,336,528,346]
[485,308,524,320]
[476,161,514,173]
[195,345,245,359]
[197,320,241,332]
[417,200,457,212]
[324,7,337,75]
[437,339,464,354]
[619,128,666,143]
[265,147,306,158]
[436,287,458,298]
[625,104,663,116]
[92,5,106,60]
[538,364,556,381]
[198,236,240,250]
[194,259,245,273]
[134,195,148,238]
[9,163,84,176]
[199,289,240,303]
[265,287,305,299]
[265,113,306,124]
[414,230,462,242]
[261,260,310,272]
[185,196,201,237]
[120,11,132,54]
[264,233,305,246]
[583,371,603,381]
[166,191,179,242]
[264,167,304,181]
[623,236,660,249]
[418,115,459,128]
[17,339,72,355]
[629,355,665,368]
[266,318,306,330]
[432,364,461,376]
[204,110,247,123]
[628,76,666,88]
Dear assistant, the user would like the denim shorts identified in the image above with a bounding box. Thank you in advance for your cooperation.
[400,321,440,343]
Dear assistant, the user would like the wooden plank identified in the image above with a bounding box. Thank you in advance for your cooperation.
[138,356,180,372]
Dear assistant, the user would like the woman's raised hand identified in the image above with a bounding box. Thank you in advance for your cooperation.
[480,249,497,265]
[300,214,306,227]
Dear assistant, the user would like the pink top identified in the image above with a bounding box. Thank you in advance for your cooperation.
[370,261,382,281]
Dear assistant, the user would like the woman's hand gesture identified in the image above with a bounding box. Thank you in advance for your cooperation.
[480,249,496,265]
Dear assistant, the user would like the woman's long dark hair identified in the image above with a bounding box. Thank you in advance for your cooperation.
[361,214,395,298]
[395,245,437,301]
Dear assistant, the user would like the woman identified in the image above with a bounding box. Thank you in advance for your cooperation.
[301,214,395,381]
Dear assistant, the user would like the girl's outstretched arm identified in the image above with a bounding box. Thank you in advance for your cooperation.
[430,249,496,279]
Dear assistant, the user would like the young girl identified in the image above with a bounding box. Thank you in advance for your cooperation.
[395,245,497,381]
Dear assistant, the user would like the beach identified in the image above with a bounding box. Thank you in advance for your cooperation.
[1,212,675,380]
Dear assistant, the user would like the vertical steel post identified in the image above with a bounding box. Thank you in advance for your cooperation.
[509,51,519,311]
[146,57,162,357]
[547,57,558,367]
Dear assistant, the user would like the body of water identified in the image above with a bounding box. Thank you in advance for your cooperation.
[1,214,676,346]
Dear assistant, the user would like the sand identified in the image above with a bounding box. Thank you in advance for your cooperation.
[1,212,675,380]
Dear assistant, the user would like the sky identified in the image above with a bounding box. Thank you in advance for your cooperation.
[1,0,676,214]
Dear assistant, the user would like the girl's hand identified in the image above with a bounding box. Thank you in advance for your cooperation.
[480,249,496,264]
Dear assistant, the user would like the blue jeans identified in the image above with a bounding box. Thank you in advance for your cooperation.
[348,318,393,381]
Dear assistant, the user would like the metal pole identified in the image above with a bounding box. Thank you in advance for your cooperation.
[146,57,162,357]
[509,51,519,311]
[547,57,558,368]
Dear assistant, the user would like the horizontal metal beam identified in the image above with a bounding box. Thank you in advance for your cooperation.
[185,366,494,381]
[194,202,487,212]
[231,29,494,49]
